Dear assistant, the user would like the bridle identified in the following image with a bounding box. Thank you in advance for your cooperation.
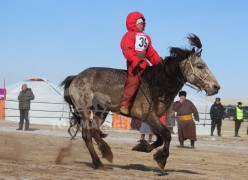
[183,55,211,91]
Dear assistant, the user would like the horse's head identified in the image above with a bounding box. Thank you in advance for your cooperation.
[181,51,220,95]
[170,34,220,96]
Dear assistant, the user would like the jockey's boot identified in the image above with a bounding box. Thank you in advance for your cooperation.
[120,107,129,115]
[179,141,184,148]
[191,140,195,149]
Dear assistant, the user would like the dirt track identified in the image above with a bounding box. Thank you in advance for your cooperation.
[0,120,248,180]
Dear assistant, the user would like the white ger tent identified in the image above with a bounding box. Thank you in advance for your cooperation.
[5,77,70,126]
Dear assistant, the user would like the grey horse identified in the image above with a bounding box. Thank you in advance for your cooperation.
[61,34,220,169]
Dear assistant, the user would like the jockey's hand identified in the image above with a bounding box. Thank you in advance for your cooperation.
[132,60,144,76]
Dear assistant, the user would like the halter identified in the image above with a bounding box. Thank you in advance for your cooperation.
[184,55,211,91]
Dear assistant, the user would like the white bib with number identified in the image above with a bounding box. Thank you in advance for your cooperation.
[135,33,149,51]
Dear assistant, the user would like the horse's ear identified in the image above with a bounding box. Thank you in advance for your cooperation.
[197,49,202,56]
[192,47,195,53]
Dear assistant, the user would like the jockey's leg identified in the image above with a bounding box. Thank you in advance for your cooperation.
[120,67,143,115]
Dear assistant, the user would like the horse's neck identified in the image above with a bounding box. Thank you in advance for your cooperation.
[142,61,186,106]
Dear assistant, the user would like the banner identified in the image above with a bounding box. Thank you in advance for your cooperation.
[112,114,131,130]
[0,89,6,100]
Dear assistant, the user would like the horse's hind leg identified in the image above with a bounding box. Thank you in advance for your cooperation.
[81,127,104,169]
[91,113,113,163]
[91,128,113,163]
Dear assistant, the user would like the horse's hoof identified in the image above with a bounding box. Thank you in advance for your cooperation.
[94,163,104,170]
[95,164,105,170]
[102,150,113,163]
[153,149,169,170]
[132,140,150,152]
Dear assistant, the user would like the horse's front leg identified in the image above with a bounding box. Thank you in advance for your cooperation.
[132,114,171,169]
[153,123,171,169]
[81,125,103,169]
[132,131,163,153]
[132,115,164,153]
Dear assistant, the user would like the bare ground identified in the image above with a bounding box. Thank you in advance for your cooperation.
[0,120,248,180]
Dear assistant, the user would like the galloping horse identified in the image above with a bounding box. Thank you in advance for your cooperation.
[61,34,220,169]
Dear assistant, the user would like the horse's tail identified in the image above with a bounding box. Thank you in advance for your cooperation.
[60,75,81,140]
[60,75,76,106]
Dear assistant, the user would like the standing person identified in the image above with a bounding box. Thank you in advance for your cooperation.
[210,97,225,136]
[234,102,244,137]
[172,91,199,149]
[119,11,162,115]
[166,110,176,134]
[139,122,153,143]
[16,84,35,131]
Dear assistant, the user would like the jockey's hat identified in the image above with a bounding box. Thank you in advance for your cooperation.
[136,18,143,25]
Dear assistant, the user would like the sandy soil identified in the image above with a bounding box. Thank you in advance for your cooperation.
[0,120,248,180]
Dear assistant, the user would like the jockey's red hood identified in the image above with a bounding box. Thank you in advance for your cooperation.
[126,11,145,32]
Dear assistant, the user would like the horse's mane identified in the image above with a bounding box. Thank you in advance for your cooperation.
[142,34,202,105]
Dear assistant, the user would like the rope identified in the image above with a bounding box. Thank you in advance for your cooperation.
[5,115,70,119]
[4,107,70,113]
[5,99,66,105]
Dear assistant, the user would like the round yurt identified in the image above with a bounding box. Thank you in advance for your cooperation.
[5,77,70,126]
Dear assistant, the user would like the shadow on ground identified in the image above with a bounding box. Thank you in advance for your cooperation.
[73,161,201,176]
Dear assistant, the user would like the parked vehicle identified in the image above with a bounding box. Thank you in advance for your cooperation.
[224,105,248,120]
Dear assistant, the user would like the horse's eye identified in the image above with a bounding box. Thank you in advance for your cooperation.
[196,64,204,69]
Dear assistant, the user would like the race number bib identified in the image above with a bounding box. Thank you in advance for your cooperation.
[135,33,149,51]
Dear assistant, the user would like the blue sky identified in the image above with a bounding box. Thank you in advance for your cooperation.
[0,0,247,98]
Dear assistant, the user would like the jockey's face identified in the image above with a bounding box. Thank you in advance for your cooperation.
[136,22,144,32]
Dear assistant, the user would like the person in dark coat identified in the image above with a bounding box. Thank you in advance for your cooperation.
[210,97,225,136]
[16,84,35,130]
[172,91,199,149]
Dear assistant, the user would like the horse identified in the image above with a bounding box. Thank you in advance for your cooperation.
[60,34,220,170]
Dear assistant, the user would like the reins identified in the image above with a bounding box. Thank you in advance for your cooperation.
[135,65,153,122]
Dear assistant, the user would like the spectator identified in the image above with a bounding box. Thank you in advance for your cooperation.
[234,102,244,137]
[16,84,35,131]
[166,110,176,134]
[172,91,199,149]
[210,97,225,136]
[139,122,153,143]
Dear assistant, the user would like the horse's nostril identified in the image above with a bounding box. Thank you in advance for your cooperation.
[213,84,220,90]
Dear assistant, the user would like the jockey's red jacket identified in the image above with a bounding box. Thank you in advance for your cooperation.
[120,11,161,70]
